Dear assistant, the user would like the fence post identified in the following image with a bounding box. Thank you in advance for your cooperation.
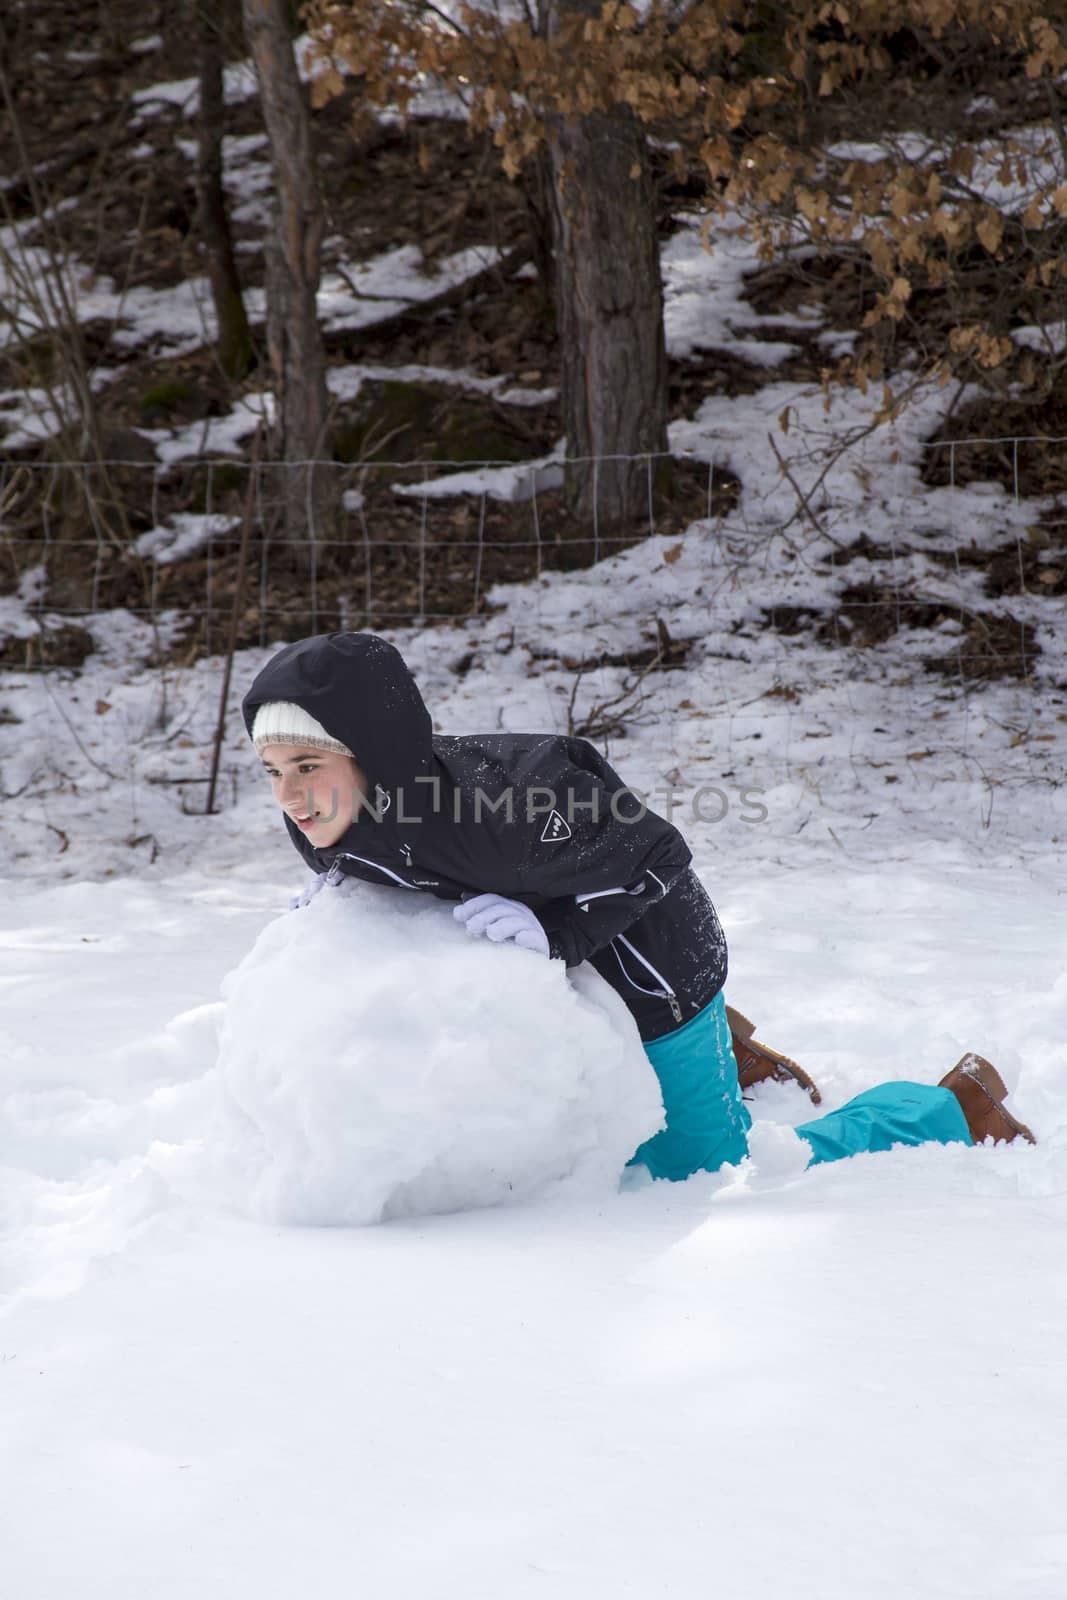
[205,426,263,815]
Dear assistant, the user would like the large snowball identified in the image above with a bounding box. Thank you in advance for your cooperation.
[215,877,664,1225]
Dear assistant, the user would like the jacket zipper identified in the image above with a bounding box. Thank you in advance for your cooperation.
[329,850,440,891]
[399,841,440,888]
[610,934,683,1023]
[328,852,420,890]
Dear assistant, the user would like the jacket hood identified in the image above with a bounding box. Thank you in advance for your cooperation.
[242,632,434,806]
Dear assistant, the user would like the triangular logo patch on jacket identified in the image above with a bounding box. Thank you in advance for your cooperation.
[540,809,572,843]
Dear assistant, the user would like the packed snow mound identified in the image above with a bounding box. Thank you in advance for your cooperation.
[214,877,665,1225]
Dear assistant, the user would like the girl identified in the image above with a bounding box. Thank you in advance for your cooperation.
[243,630,1035,1182]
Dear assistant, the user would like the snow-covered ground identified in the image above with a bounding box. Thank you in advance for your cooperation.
[3,853,1066,1598]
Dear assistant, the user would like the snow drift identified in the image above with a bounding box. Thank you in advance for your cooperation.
[214,876,665,1224]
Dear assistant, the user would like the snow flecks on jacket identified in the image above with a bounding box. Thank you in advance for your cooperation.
[243,632,728,1042]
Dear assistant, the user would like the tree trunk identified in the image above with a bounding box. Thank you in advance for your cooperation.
[241,0,336,549]
[542,5,669,531]
[196,4,253,381]
[159,0,199,78]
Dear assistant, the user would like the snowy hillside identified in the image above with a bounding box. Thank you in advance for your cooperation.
[3,13,1067,1600]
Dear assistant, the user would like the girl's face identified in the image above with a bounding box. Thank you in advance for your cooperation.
[259,743,369,849]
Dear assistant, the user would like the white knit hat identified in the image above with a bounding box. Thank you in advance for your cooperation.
[251,700,353,757]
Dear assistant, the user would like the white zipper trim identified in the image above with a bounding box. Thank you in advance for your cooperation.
[608,942,663,999]
[331,852,419,890]
[575,871,667,908]
[614,933,678,1000]
[574,881,644,905]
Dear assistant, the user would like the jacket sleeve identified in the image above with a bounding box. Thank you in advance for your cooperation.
[509,761,692,968]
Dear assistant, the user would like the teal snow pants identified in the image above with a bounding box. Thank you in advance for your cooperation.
[627,991,972,1183]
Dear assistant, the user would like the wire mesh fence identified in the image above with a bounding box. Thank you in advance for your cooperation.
[0,450,730,649]
[0,436,1062,689]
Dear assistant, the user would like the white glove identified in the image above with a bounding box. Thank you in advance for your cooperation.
[453,893,550,957]
[289,871,329,911]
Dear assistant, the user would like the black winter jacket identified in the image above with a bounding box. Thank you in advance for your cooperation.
[242,633,727,1042]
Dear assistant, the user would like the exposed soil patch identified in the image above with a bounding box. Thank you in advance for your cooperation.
[925,522,1067,600]
[102,347,241,434]
[922,394,1067,499]
[744,252,877,335]
[818,581,953,648]
[0,621,95,671]
[761,579,1039,683]
[922,611,1039,683]
[324,114,534,273]
[328,267,555,392]
[831,533,897,567]
[758,603,825,637]
[529,619,694,675]
[333,377,553,466]
[831,523,1067,603]
[668,349,778,412]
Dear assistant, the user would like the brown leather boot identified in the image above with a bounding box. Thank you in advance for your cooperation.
[725,1004,822,1105]
[939,1052,1036,1146]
